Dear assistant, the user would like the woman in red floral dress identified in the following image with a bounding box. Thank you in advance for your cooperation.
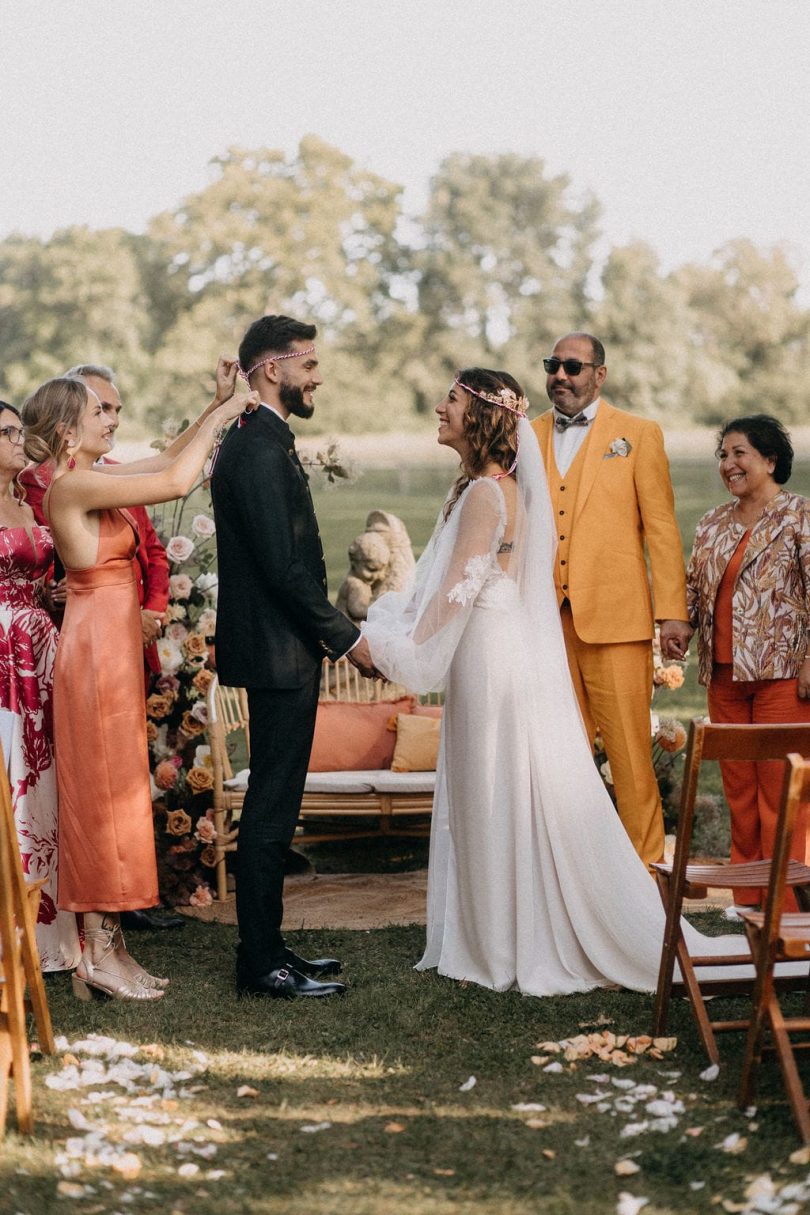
[0,401,80,971]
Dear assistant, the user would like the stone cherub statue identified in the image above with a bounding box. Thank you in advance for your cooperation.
[335,510,416,625]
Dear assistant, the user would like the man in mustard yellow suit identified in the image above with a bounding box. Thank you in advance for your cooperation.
[532,332,691,868]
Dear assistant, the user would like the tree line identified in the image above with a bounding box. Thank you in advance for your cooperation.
[1,135,807,433]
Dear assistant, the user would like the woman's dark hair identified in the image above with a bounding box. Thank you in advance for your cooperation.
[444,367,525,518]
[238,315,317,377]
[0,400,20,420]
[716,414,793,485]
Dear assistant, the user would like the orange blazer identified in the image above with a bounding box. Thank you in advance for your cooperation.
[532,401,688,644]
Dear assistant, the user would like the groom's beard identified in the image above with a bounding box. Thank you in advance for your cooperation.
[280,381,315,419]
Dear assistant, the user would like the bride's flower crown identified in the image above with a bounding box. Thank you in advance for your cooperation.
[454,379,529,416]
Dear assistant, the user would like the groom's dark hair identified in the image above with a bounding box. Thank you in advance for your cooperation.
[238,315,317,372]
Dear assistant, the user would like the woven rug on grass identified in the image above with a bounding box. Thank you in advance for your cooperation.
[180,871,429,931]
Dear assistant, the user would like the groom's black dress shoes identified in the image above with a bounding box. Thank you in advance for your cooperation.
[284,949,341,978]
[236,965,346,999]
[120,908,185,931]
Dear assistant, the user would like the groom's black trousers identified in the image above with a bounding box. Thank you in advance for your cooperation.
[235,674,321,979]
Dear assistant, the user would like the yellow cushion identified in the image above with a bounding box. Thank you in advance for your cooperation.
[390,713,441,772]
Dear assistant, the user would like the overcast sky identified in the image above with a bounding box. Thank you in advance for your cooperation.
[2,0,809,293]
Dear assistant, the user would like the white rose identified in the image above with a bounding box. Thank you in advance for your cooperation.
[196,608,217,635]
[194,744,212,768]
[156,638,184,674]
[166,535,195,563]
[600,760,614,785]
[191,514,216,538]
[169,573,193,600]
[166,603,188,622]
[195,573,219,603]
[190,701,209,725]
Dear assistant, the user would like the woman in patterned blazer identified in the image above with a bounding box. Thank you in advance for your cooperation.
[686,414,810,917]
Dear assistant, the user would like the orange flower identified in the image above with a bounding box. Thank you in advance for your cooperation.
[659,665,685,690]
[154,760,180,790]
[146,721,158,744]
[183,632,208,659]
[146,692,175,720]
[656,718,688,753]
[199,844,218,868]
[192,669,215,697]
[187,765,214,794]
[180,711,206,738]
[165,809,192,836]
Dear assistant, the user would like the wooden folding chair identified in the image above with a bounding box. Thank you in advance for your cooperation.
[0,740,57,1134]
[738,755,810,1140]
[652,719,810,1065]
[207,677,250,901]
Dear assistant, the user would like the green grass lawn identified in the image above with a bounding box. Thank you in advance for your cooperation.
[6,914,810,1215]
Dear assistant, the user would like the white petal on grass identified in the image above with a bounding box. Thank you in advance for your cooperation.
[458,1076,476,1092]
[543,1061,564,1074]
[699,1063,720,1082]
[511,1103,546,1112]
[300,1122,332,1134]
[616,1194,649,1215]
[177,1162,199,1178]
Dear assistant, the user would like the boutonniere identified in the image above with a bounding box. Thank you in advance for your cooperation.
[604,437,632,459]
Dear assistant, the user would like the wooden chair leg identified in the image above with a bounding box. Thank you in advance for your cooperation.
[18,892,55,1056]
[676,935,721,1066]
[653,871,682,1037]
[0,1023,10,1138]
[770,996,810,1143]
[738,938,772,1112]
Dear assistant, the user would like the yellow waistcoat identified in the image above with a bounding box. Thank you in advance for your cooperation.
[532,402,688,644]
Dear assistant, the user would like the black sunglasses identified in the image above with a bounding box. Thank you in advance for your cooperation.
[543,357,600,376]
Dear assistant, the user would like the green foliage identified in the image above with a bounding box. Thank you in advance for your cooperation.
[2,138,809,431]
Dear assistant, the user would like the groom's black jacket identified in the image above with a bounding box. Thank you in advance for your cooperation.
[211,407,359,689]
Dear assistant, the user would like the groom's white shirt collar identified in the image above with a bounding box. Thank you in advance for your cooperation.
[260,401,287,423]
[552,397,602,477]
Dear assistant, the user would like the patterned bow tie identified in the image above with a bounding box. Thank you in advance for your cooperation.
[554,411,590,431]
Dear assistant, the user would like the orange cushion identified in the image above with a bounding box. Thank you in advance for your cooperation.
[309,697,415,772]
[391,713,441,772]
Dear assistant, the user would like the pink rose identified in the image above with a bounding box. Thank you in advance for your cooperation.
[191,514,216,538]
[154,759,179,790]
[166,535,195,563]
[189,885,213,908]
[169,574,193,600]
[195,814,217,842]
[165,621,188,644]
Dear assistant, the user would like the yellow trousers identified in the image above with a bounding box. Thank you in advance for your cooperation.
[560,603,664,868]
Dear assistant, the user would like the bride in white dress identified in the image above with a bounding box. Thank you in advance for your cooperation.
[363,368,746,997]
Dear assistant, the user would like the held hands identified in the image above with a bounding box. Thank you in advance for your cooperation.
[141,609,164,646]
[347,635,382,680]
[659,619,693,661]
[43,577,67,613]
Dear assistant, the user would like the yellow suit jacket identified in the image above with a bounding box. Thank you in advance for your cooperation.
[532,401,688,644]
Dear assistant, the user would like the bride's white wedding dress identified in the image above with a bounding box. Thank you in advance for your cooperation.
[363,417,750,996]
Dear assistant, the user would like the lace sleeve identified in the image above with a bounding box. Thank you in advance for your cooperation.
[362,480,505,693]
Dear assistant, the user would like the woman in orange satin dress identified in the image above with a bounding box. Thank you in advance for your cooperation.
[21,372,255,1001]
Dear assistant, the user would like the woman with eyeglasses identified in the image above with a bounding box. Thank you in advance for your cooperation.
[21,375,255,1001]
[0,400,81,972]
[685,415,810,920]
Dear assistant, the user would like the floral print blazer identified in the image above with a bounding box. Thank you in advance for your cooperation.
[686,490,810,686]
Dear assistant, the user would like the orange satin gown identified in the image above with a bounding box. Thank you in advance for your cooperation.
[52,508,158,912]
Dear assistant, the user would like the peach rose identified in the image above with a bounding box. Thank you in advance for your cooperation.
[154,760,180,790]
[189,884,213,907]
[199,844,218,869]
[166,603,188,623]
[146,721,158,744]
[165,808,193,837]
[183,632,208,659]
[660,666,685,690]
[146,692,176,720]
[187,766,214,795]
[192,669,215,697]
[165,621,188,644]
[194,813,217,841]
[180,710,206,738]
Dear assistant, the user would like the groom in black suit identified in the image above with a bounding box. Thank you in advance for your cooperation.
[212,314,376,998]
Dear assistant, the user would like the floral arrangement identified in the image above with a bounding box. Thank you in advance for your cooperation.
[146,417,354,905]
[596,626,689,808]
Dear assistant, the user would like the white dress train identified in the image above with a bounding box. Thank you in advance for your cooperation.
[363,417,749,996]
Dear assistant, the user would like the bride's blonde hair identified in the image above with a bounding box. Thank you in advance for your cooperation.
[21,377,88,466]
[444,368,525,519]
